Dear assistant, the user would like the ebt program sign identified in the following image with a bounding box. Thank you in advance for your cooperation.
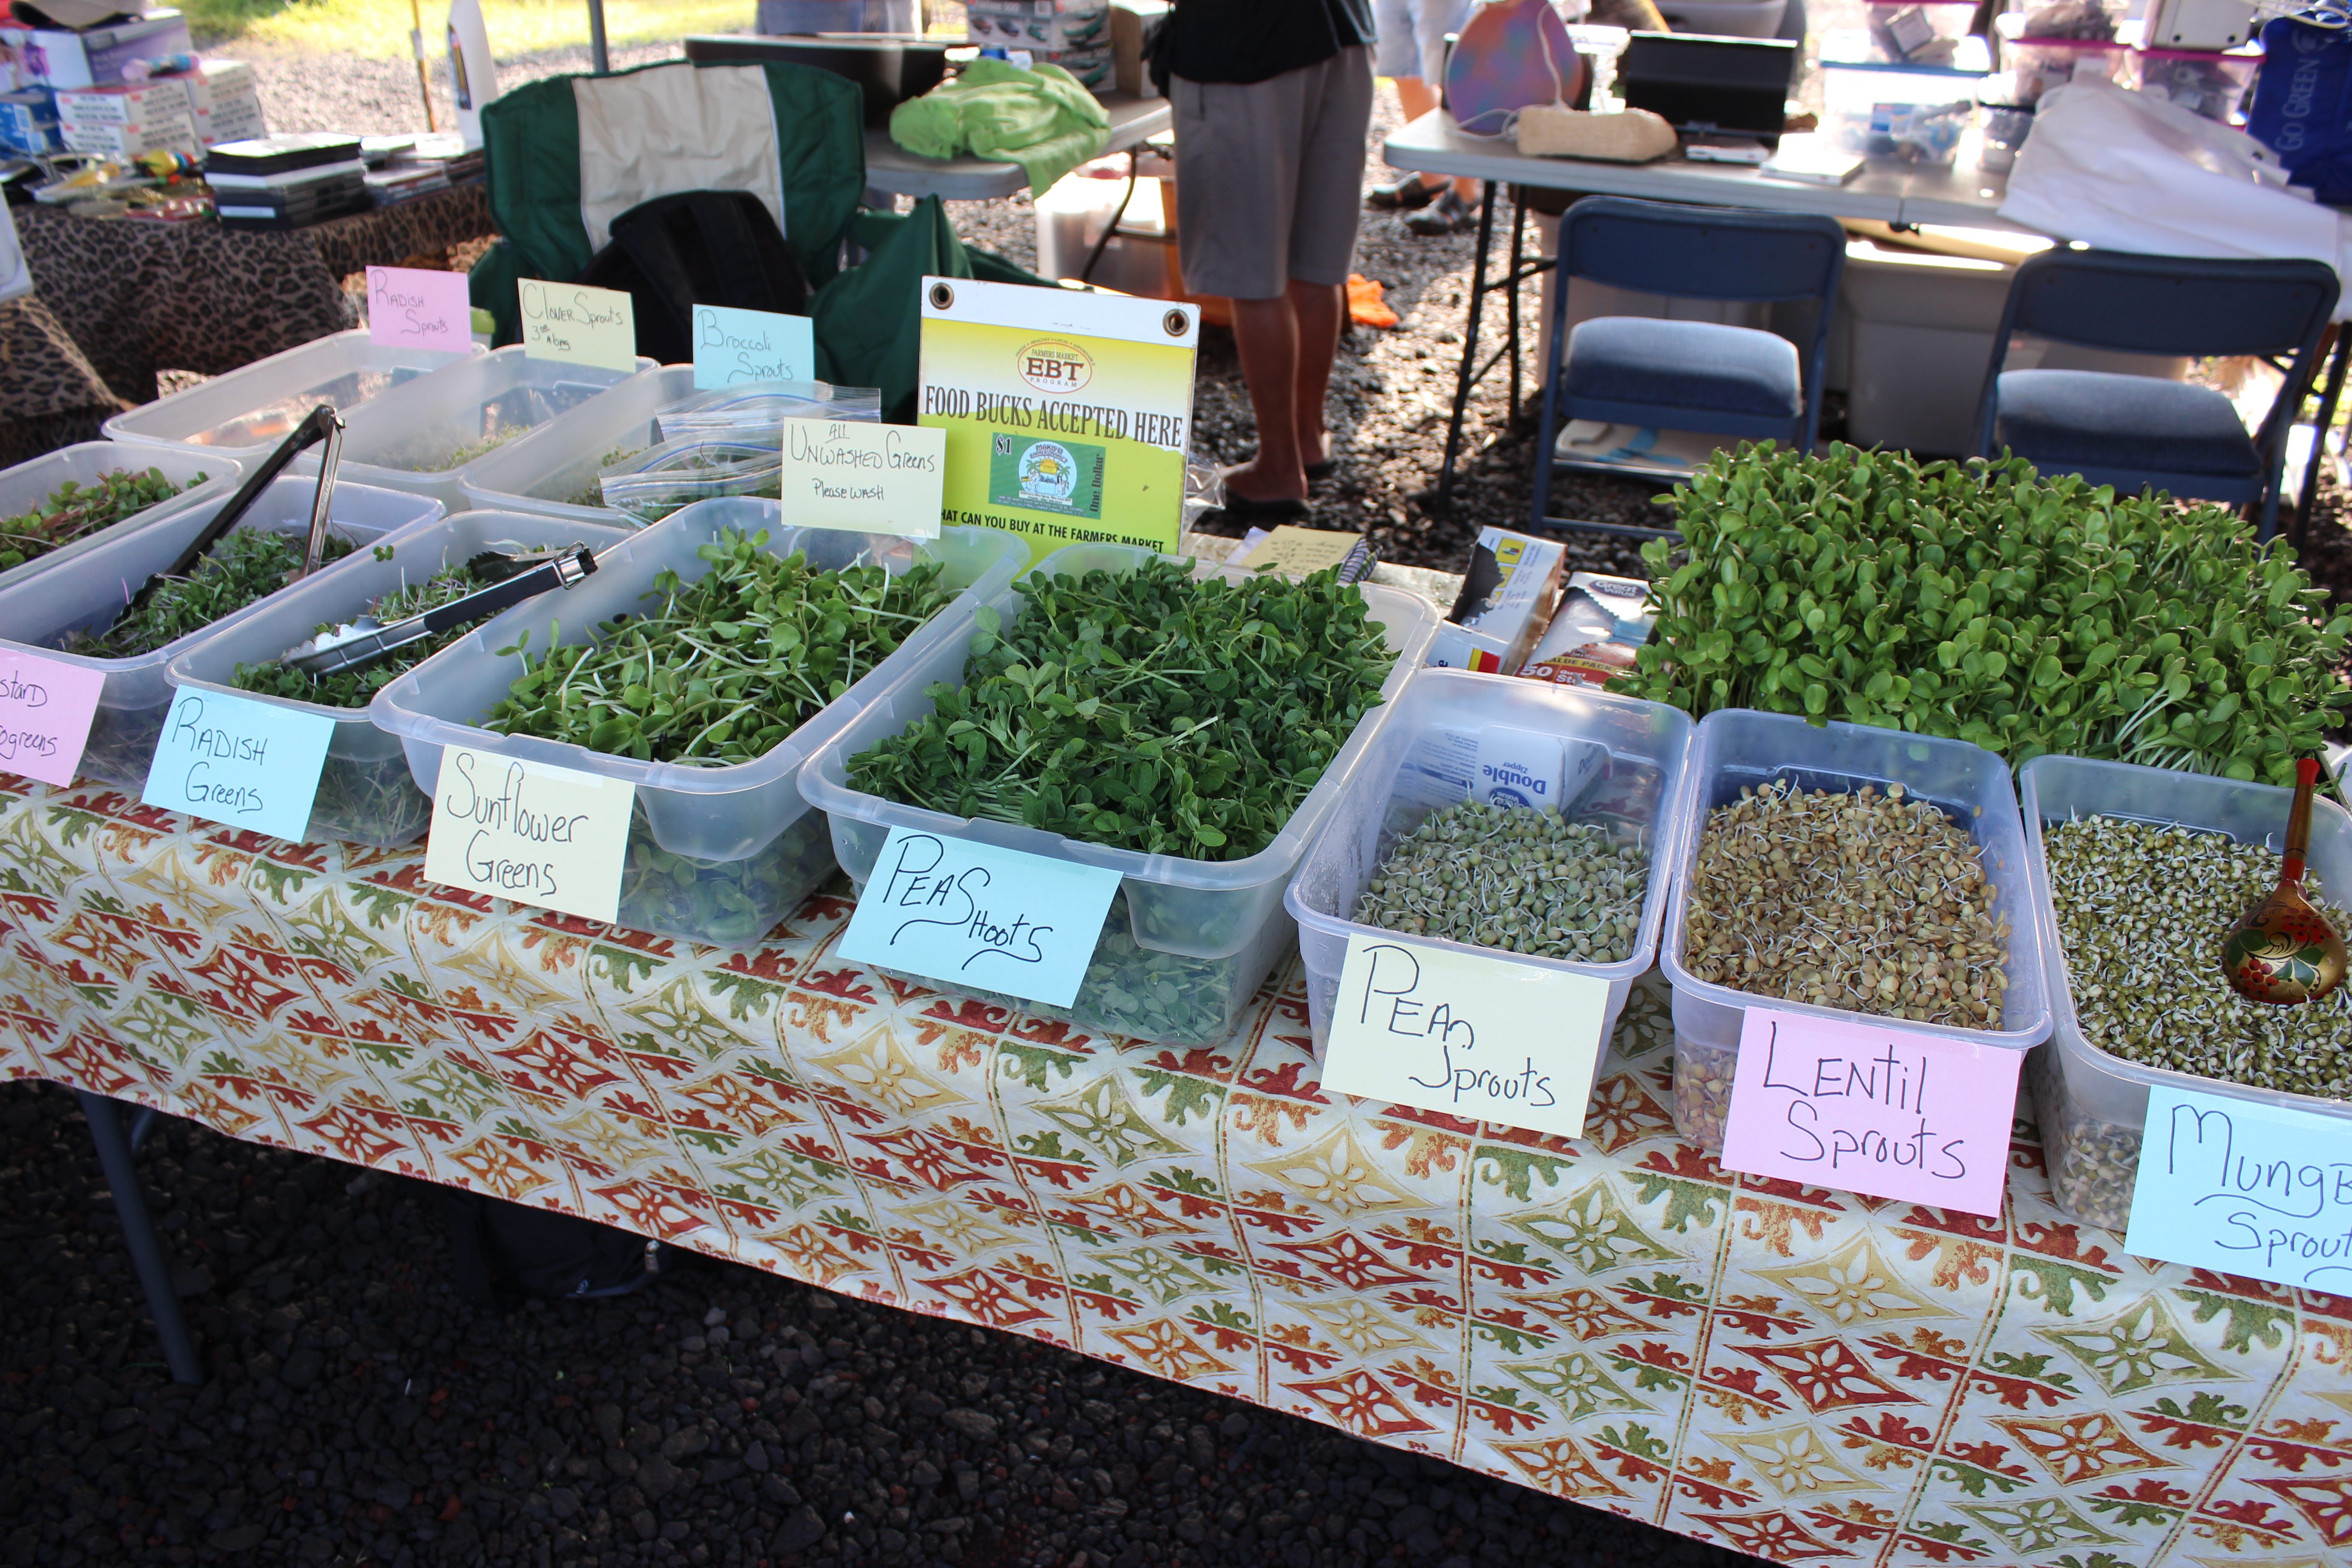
[918,277,1198,564]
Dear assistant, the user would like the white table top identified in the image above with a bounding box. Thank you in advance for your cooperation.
[1381,111,2027,230]
[866,93,1173,200]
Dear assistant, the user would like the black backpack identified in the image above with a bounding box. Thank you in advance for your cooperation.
[578,187,812,366]
[445,1189,664,1306]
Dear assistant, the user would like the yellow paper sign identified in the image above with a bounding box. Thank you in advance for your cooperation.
[421,748,635,925]
[1320,936,1613,1138]
[1239,524,1362,578]
[776,418,945,539]
[518,279,638,372]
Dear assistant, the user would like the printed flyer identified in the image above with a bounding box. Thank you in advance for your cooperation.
[917,277,1198,562]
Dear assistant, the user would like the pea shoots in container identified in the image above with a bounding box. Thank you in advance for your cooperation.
[803,547,1442,1048]
[1660,711,2050,1156]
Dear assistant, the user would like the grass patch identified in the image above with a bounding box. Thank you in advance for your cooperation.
[182,0,753,57]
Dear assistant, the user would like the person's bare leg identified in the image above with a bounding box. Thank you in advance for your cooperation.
[1291,277,1343,471]
[1224,292,1307,502]
[1395,77,1444,196]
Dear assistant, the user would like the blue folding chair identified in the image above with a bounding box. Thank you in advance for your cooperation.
[1974,248,2338,541]
[1532,196,1846,540]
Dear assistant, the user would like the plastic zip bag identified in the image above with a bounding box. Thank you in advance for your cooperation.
[598,438,784,526]
[654,380,884,443]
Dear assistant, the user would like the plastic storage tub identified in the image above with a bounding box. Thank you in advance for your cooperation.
[1284,670,1694,1088]
[288,346,656,514]
[457,365,698,527]
[2019,755,2352,1230]
[166,510,635,847]
[103,330,485,464]
[0,442,241,593]
[1821,58,1982,162]
[1995,14,2124,103]
[0,477,442,791]
[371,500,1029,948]
[2122,42,2259,122]
[802,542,1444,1047]
[1659,710,2052,1153]
[1859,0,1979,64]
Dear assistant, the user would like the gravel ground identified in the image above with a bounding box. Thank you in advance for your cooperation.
[0,1079,1757,1568]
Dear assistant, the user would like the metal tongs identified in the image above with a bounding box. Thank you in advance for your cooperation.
[282,544,600,676]
[122,402,346,617]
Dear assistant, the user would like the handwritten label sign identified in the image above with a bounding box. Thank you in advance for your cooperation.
[1320,936,1613,1138]
[2124,1085,2352,1289]
[366,265,473,352]
[775,419,946,539]
[140,689,336,841]
[836,827,1122,1007]
[1720,1008,2021,1217]
[421,749,634,924]
[519,279,638,372]
[0,651,106,787]
[692,303,816,389]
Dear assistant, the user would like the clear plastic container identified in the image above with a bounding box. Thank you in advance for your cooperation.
[369,499,1029,949]
[102,329,485,465]
[598,437,784,526]
[1659,710,2053,1153]
[285,345,656,514]
[801,543,1445,1047]
[165,510,635,847]
[0,477,443,791]
[458,365,700,527]
[657,380,883,439]
[2019,755,2352,1230]
[2122,42,2259,122]
[1977,82,2034,171]
[1860,0,1981,66]
[1995,13,2125,103]
[0,442,242,593]
[1284,670,1694,1092]
[1822,59,1982,162]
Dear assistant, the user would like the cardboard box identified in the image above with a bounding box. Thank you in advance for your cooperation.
[55,79,191,126]
[192,89,266,147]
[1426,528,1566,676]
[62,110,198,158]
[1515,572,1655,691]
[0,12,193,89]
[1112,0,1168,96]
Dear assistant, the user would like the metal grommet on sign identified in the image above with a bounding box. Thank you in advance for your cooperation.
[929,282,956,310]
[1163,309,1188,337]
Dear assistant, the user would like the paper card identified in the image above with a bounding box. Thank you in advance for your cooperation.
[2123,1086,2352,1289]
[1320,936,1614,1139]
[1238,524,1359,578]
[366,265,473,352]
[1720,1008,2021,1217]
[421,748,634,925]
[836,827,1123,1008]
[776,418,946,540]
[0,651,106,787]
[518,279,638,372]
[140,688,336,842]
[692,303,816,389]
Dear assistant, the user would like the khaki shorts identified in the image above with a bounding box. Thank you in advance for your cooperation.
[1172,47,1374,302]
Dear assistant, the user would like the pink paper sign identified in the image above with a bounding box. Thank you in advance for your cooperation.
[1720,1007,2023,1218]
[0,650,107,787]
[367,265,472,352]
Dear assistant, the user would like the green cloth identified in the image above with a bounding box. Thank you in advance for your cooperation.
[887,59,1111,196]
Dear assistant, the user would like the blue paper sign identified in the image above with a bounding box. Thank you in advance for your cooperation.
[2123,1084,2352,1289]
[836,827,1123,1008]
[692,303,816,390]
[140,688,336,842]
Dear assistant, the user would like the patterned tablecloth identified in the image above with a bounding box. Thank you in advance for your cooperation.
[4,770,2350,1568]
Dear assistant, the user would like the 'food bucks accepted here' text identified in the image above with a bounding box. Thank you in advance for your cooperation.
[917,278,1199,564]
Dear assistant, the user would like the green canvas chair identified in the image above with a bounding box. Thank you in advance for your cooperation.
[468,59,867,345]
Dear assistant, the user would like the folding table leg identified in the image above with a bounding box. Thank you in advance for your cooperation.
[77,1090,203,1385]
[1424,179,1499,514]
[2293,330,2351,551]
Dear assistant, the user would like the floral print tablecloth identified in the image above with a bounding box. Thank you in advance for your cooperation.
[3,772,2349,1568]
